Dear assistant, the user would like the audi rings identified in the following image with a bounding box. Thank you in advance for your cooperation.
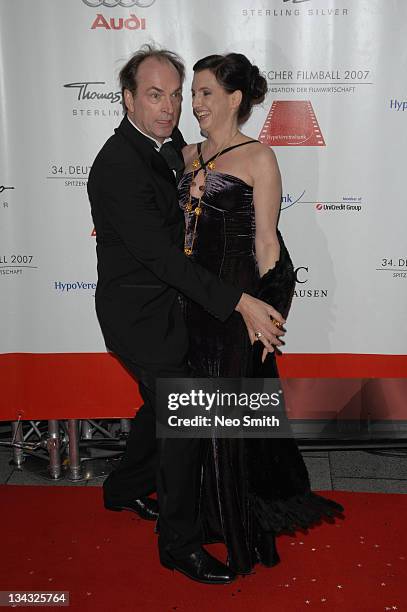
[82,0,156,8]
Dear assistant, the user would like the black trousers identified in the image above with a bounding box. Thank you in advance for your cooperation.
[103,356,203,559]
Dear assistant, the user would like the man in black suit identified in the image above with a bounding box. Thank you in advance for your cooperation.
[87,46,284,584]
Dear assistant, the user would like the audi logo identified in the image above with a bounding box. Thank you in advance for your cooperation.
[82,0,156,7]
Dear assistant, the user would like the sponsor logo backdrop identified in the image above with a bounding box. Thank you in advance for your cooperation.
[0,0,406,360]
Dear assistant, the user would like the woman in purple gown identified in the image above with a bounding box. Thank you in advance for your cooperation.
[178,53,343,574]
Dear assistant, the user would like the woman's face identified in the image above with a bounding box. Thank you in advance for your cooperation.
[191,69,238,133]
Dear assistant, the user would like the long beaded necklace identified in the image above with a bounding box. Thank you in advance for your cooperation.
[184,132,238,256]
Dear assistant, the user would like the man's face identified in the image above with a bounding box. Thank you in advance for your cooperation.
[124,57,182,143]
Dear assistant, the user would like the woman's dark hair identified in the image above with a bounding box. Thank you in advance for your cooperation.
[193,53,267,124]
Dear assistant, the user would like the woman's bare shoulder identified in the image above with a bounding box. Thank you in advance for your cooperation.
[244,141,280,186]
[248,140,277,161]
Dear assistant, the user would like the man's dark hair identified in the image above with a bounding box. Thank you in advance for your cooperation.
[119,44,185,108]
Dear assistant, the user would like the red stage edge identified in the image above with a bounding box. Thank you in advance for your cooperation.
[0,352,406,420]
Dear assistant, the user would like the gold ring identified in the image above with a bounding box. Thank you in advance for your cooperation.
[271,319,282,329]
[254,331,262,339]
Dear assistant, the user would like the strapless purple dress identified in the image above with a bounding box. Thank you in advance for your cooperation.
[178,169,344,574]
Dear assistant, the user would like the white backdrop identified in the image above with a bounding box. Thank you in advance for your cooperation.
[1,0,406,358]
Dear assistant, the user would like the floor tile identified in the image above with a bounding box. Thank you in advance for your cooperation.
[303,456,332,490]
[333,477,407,494]
[330,450,407,479]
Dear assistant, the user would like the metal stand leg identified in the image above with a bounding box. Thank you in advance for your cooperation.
[120,419,131,435]
[67,420,82,481]
[47,420,62,480]
[11,420,24,468]
[81,420,93,439]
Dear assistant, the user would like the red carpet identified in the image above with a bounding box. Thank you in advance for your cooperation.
[1,486,406,611]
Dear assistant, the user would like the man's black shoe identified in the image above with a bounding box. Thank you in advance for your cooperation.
[160,547,236,584]
[104,497,158,521]
[254,531,280,567]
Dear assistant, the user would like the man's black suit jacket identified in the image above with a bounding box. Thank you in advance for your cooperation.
[88,116,242,370]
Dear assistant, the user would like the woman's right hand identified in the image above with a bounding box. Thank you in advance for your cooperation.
[235,293,285,353]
